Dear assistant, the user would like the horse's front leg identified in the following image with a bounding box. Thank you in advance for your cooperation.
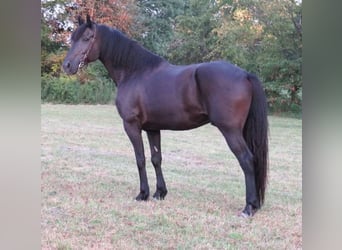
[123,121,149,200]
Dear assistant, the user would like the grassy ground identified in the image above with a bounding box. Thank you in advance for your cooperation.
[41,104,302,249]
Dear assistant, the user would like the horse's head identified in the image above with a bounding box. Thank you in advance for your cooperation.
[63,15,100,75]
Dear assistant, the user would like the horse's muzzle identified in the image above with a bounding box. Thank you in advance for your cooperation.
[62,59,79,75]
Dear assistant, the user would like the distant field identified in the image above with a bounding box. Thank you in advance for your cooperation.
[41,104,302,249]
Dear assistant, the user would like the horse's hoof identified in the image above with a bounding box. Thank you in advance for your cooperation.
[238,211,252,218]
[152,189,168,200]
[239,204,258,218]
[135,192,149,201]
[239,212,248,218]
[152,194,164,200]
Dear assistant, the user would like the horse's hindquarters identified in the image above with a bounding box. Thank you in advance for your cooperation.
[195,61,252,129]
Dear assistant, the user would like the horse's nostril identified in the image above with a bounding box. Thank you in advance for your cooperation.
[63,61,71,69]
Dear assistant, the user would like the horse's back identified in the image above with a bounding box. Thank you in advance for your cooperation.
[196,61,249,88]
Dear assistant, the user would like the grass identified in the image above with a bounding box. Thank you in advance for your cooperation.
[41,104,302,249]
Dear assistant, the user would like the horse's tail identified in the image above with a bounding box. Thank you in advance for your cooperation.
[244,73,269,206]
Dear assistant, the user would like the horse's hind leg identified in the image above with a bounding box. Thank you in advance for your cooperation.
[218,127,260,217]
[146,130,168,200]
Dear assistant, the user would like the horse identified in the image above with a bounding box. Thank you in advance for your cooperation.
[63,15,268,217]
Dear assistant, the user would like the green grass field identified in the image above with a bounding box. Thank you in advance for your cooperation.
[41,104,302,249]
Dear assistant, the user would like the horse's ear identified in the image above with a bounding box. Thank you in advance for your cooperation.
[78,16,84,26]
[86,14,92,28]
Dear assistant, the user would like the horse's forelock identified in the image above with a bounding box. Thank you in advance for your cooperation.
[86,14,92,28]
[71,24,87,42]
[78,16,84,26]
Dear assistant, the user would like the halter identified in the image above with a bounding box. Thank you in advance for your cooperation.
[79,24,97,69]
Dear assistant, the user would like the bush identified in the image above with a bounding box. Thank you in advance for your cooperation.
[41,74,115,104]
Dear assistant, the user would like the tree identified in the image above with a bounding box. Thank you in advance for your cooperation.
[41,1,67,77]
[211,0,263,69]
[167,0,219,64]
[254,0,302,111]
[135,0,185,58]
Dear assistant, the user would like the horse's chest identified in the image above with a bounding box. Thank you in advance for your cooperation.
[115,88,140,122]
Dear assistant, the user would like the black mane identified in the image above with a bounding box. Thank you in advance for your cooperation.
[97,25,165,74]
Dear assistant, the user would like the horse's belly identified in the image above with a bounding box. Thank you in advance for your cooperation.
[142,110,209,131]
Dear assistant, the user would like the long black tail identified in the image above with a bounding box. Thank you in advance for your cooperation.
[243,73,269,206]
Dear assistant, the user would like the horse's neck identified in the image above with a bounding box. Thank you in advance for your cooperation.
[98,27,164,85]
[100,59,125,85]
[99,51,155,85]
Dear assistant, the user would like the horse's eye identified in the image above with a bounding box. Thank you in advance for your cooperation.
[83,37,90,42]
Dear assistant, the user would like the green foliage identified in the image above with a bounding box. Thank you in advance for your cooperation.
[41,73,115,104]
[167,0,218,64]
[136,0,185,58]
[254,0,302,114]
[41,15,65,76]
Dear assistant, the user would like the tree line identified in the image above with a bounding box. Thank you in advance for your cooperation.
[41,0,302,114]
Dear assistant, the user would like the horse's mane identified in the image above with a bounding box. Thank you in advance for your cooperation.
[97,25,165,73]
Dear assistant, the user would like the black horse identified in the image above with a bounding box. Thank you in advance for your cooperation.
[63,15,268,217]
